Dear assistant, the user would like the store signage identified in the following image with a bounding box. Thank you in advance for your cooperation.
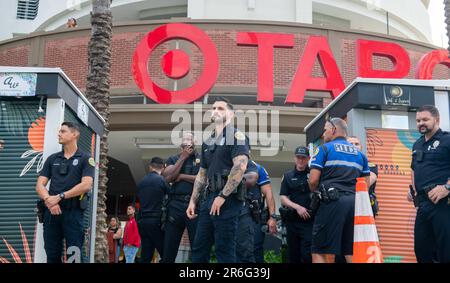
[132,23,450,104]
[77,97,89,126]
[0,73,37,97]
[383,86,411,106]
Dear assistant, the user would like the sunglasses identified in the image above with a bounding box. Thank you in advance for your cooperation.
[322,117,337,136]
[327,117,337,128]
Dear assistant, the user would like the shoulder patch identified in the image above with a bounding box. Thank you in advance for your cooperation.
[312,147,320,157]
[88,157,96,167]
[234,131,245,141]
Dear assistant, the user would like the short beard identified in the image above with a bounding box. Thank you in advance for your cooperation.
[418,126,431,134]
[211,115,225,124]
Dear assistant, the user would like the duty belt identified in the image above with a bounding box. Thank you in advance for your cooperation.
[416,184,437,203]
[59,197,79,210]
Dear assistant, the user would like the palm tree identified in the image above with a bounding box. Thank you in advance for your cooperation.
[445,0,450,56]
[85,0,112,263]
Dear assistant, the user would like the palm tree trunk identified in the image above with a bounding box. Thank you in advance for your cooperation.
[445,0,450,56]
[85,0,112,263]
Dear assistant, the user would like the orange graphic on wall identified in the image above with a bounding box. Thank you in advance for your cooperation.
[20,117,46,177]
[366,128,421,263]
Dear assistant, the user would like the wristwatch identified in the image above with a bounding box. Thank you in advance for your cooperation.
[218,191,228,199]
[59,192,65,200]
[444,184,450,191]
[270,213,277,219]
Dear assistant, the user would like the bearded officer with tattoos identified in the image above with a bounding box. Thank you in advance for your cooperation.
[186,97,250,263]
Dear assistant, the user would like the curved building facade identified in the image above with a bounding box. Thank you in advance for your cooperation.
[0,0,432,43]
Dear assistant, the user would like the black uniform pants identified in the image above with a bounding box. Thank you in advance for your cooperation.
[161,200,198,263]
[414,199,450,263]
[43,207,84,263]
[236,213,255,263]
[138,217,164,263]
[286,221,313,263]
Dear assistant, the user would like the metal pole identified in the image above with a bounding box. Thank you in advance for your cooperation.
[386,11,390,36]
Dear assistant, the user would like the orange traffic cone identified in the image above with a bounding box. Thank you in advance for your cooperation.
[353,177,383,263]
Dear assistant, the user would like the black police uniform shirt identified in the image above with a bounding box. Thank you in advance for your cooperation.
[411,129,450,193]
[200,125,250,181]
[137,171,170,215]
[280,166,311,209]
[200,125,250,218]
[310,137,370,193]
[39,149,95,195]
[166,152,201,195]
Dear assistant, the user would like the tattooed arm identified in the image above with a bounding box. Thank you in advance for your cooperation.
[190,167,207,204]
[187,167,207,219]
[221,155,249,197]
[209,155,248,216]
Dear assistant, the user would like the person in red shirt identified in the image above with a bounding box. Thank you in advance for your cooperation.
[122,205,140,263]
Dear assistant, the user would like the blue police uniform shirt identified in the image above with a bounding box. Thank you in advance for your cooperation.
[280,167,311,209]
[310,137,370,193]
[247,161,271,203]
[200,125,250,181]
[411,129,450,193]
[256,162,271,187]
[137,171,170,215]
[39,149,95,195]
[166,152,201,195]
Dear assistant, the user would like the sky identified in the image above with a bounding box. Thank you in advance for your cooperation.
[428,0,449,48]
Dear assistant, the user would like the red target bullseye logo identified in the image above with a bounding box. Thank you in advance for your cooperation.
[132,23,219,104]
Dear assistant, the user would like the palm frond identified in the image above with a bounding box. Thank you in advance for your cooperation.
[19,223,32,263]
[36,153,44,173]
[2,238,22,263]
[21,149,38,158]
[20,154,38,177]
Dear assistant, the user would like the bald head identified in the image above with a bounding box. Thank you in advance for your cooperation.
[323,117,348,142]
[330,118,347,136]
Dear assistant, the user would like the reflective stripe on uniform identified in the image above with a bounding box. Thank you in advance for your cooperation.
[324,160,363,171]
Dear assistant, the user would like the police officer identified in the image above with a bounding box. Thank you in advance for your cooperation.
[309,118,370,263]
[236,160,259,263]
[137,157,169,263]
[409,105,450,263]
[161,132,200,263]
[36,122,95,263]
[347,136,379,216]
[236,160,277,263]
[186,97,250,263]
[253,161,277,263]
[279,146,313,263]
